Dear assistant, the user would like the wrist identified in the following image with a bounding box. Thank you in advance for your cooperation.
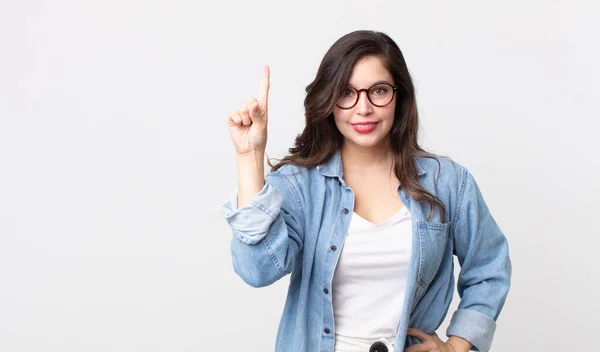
[236,150,265,168]
[236,150,266,208]
[235,149,265,162]
[447,336,472,352]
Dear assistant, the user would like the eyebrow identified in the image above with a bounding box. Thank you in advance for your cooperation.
[347,80,394,88]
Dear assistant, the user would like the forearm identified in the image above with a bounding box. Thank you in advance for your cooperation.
[221,172,305,288]
[236,151,265,208]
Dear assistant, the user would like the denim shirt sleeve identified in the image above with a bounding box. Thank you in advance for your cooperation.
[220,173,305,288]
[447,169,512,352]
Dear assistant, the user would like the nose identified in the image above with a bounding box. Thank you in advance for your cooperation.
[356,90,373,116]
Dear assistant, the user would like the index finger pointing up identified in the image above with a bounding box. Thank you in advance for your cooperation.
[259,65,270,106]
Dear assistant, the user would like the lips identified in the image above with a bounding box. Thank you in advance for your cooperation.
[351,121,378,125]
[351,122,378,133]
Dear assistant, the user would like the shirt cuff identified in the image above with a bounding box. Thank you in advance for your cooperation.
[220,182,283,245]
[446,309,496,352]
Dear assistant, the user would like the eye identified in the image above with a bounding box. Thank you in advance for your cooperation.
[342,88,354,97]
[372,85,389,95]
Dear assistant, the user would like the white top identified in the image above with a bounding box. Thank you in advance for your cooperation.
[332,205,412,342]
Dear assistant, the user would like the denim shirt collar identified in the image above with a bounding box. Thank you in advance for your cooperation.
[316,149,427,179]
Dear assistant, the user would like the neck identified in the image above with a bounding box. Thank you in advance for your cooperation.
[340,139,394,172]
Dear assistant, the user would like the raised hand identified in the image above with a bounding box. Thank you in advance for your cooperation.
[227,65,270,155]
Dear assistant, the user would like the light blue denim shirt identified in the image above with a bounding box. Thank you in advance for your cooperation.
[220,150,511,352]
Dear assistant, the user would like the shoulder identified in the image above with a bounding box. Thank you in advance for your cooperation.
[414,153,476,212]
[416,152,492,217]
[268,163,313,184]
[266,163,316,206]
[415,152,469,185]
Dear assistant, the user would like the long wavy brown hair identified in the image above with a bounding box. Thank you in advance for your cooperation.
[267,30,447,222]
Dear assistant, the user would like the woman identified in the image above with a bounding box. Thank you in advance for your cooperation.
[221,30,511,352]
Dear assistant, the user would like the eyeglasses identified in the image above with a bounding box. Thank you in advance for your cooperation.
[336,83,398,109]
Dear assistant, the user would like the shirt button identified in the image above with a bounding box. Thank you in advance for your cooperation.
[343,208,349,214]
[369,342,388,352]
[330,245,337,251]
[323,288,329,294]
[324,328,330,334]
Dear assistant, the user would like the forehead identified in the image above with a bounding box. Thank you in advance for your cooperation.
[347,56,393,87]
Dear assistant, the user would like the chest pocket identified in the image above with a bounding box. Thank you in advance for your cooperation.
[416,221,450,288]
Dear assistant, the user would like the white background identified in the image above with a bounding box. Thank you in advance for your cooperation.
[1,1,599,351]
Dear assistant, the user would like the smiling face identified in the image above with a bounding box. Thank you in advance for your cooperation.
[333,55,397,151]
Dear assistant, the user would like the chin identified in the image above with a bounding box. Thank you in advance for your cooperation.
[344,135,387,149]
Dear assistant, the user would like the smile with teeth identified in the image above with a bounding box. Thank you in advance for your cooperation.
[352,123,377,129]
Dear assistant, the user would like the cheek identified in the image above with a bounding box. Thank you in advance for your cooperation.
[386,103,396,117]
[384,108,396,124]
[332,110,350,125]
